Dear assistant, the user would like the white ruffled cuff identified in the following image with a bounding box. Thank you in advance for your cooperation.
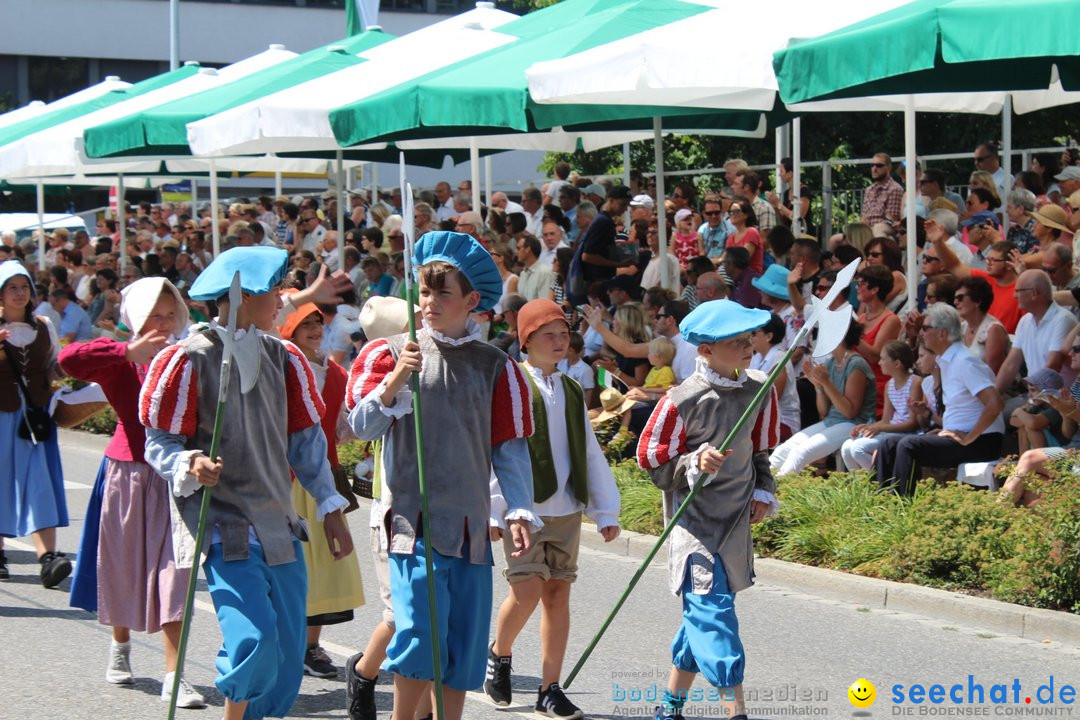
[371,378,414,418]
[315,493,350,521]
[753,488,781,517]
[504,508,545,532]
[685,442,711,489]
[172,450,205,498]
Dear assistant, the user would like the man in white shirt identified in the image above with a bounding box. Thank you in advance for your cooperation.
[296,209,325,254]
[974,142,1009,202]
[434,181,456,222]
[996,270,1076,394]
[876,303,1005,495]
[515,234,555,302]
[538,218,569,268]
[521,187,544,237]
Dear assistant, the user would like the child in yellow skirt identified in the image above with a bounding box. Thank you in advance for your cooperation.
[278,299,365,679]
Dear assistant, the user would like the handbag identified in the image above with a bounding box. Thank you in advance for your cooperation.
[3,341,54,443]
[331,463,360,514]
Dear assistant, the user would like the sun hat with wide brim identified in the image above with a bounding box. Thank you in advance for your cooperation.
[592,387,638,424]
[1028,204,1072,234]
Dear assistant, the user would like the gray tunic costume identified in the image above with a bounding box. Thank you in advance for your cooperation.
[638,367,779,596]
[346,324,537,565]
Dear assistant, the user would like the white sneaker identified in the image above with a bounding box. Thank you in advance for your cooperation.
[105,641,134,685]
[161,671,207,709]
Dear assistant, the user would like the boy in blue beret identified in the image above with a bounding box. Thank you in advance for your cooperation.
[345,231,539,720]
[636,299,782,720]
[140,246,355,720]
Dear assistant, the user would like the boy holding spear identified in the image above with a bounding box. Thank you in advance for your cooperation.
[346,230,538,720]
[141,246,354,720]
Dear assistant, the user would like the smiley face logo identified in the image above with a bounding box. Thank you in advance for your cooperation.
[848,678,876,708]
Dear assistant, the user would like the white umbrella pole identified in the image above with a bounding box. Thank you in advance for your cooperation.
[1002,95,1013,229]
[653,117,669,291]
[903,97,918,311]
[775,125,786,199]
[336,150,346,271]
[470,136,481,217]
[117,175,127,275]
[36,182,46,270]
[485,155,493,211]
[623,141,632,229]
[370,163,378,209]
[169,0,180,71]
[274,171,283,199]
[792,117,802,237]
[210,159,220,257]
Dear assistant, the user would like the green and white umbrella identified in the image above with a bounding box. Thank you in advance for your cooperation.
[0,45,296,180]
[773,0,1080,111]
[82,29,395,160]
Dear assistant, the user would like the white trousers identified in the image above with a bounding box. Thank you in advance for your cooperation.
[839,432,908,471]
[769,420,854,475]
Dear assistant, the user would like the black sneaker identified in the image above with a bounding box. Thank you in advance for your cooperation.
[304,645,337,678]
[654,708,684,720]
[0,551,9,580]
[483,643,513,706]
[346,652,377,720]
[39,551,71,589]
[536,683,583,719]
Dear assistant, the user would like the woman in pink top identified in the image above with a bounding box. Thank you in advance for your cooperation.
[726,199,764,274]
[60,278,204,707]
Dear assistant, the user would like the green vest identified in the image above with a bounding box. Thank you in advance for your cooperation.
[522,365,589,505]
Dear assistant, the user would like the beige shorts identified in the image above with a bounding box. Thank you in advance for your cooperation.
[369,526,394,627]
[502,512,582,584]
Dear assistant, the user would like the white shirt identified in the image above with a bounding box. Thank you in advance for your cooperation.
[1013,302,1076,377]
[557,358,595,390]
[435,198,456,222]
[751,344,801,432]
[489,365,619,528]
[641,251,681,291]
[538,240,568,268]
[937,341,1005,434]
[670,332,697,384]
[525,209,544,238]
[518,261,555,302]
[300,224,325,254]
[944,235,975,267]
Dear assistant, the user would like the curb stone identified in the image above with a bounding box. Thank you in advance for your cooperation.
[578,523,1080,648]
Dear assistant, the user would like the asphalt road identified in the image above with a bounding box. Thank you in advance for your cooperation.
[1,430,1078,720]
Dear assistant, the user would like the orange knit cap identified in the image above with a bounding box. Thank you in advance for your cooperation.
[517,298,568,348]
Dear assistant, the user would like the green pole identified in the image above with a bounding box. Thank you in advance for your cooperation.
[166,398,225,720]
[564,334,800,689]
[399,170,445,719]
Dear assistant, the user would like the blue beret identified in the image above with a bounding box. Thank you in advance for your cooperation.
[680,299,771,346]
[411,231,502,313]
[189,246,289,301]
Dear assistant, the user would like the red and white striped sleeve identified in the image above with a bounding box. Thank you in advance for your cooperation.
[345,338,396,411]
[490,358,534,446]
[751,385,781,452]
[637,395,687,470]
[282,340,326,434]
[139,344,198,438]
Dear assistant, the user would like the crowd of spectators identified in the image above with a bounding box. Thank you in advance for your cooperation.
[7,143,1080,508]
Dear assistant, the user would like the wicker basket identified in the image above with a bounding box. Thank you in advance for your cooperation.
[53,400,109,429]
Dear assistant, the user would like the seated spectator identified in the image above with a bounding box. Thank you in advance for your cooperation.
[840,341,919,470]
[910,340,943,431]
[753,263,804,355]
[750,313,800,440]
[854,265,901,417]
[592,302,652,388]
[863,236,907,309]
[50,288,92,343]
[1019,204,1074,271]
[359,255,394,299]
[958,210,1001,270]
[548,246,575,320]
[1006,188,1039,254]
[875,303,1005,496]
[640,223,681,292]
[682,256,714,309]
[1000,344,1080,507]
[924,273,958,308]
[995,270,1076,397]
[726,198,764,275]
[699,192,734,261]
[925,209,975,267]
[765,225,796,270]
[770,321,876,475]
[694,270,728,304]
[955,275,1010,375]
[557,331,596,407]
[722,245,761,309]
[489,293,527,361]
[643,337,677,391]
[1009,368,1067,453]
[515,233,555,302]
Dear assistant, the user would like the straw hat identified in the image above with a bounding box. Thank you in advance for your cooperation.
[1067,189,1080,210]
[1028,204,1071,234]
[592,387,638,424]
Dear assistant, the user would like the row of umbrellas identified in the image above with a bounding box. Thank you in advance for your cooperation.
[1,0,1078,289]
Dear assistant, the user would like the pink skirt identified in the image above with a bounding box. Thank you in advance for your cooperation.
[97,458,189,633]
